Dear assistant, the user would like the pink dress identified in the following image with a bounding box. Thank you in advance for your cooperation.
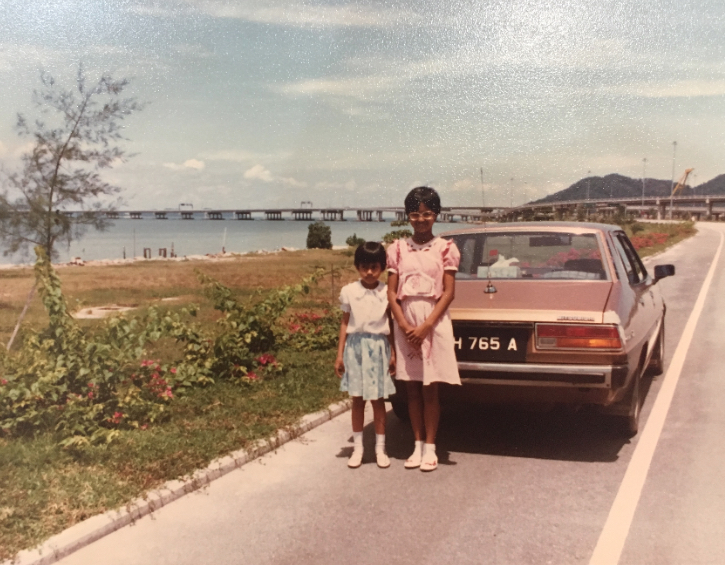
[387,237,461,386]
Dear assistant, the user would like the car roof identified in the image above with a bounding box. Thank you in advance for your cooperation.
[440,221,620,237]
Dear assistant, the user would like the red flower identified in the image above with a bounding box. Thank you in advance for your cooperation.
[87,391,94,399]
[246,371,258,380]
[0,379,7,385]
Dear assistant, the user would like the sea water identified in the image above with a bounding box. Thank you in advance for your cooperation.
[2,217,466,264]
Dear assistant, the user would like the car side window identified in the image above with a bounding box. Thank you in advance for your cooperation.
[612,232,647,284]
[611,233,638,284]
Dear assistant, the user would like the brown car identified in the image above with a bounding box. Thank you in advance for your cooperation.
[391,222,675,436]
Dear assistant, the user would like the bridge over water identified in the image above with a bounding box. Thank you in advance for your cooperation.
[62,194,725,223]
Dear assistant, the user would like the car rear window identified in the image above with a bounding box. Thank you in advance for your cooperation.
[444,232,607,281]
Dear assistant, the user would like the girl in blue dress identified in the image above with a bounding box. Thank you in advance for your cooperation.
[335,242,397,468]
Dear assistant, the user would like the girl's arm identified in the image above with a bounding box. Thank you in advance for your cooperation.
[334,312,350,378]
[387,309,396,376]
[407,270,456,347]
[387,272,414,334]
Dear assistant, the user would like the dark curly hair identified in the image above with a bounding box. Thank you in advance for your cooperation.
[404,186,441,215]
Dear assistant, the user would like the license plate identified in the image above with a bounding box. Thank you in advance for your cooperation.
[453,324,529,362]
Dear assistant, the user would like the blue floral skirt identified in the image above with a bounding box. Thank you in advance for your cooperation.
[340,333,396,401]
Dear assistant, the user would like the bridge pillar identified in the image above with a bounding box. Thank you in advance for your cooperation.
[376,210,383,221]
[130,212,142,220]
[106,211,119,219]
[154,212,168,220]
[181,211,194,220]
[207,211,223,220]
[706,198,713,220]
[292,210,313,221]
[235,211,252,220]
[656,199,666,221]
[357,210,373,221]
[395,210,405,221]
[265,211,283,220]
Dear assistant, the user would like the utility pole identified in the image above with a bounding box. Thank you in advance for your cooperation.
[669,141,677,219]
[480,167,485,209]
[587,170,591,201]
[642,158,647,206]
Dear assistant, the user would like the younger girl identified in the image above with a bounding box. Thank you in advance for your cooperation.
[335,242,396,468]
[387,186,461,472]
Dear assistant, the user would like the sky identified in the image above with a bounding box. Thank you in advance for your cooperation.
[1,0,724,210]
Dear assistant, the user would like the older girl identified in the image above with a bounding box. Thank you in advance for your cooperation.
[387,187,461,472]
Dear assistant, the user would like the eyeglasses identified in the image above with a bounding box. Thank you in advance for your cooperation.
[408,212,437,220]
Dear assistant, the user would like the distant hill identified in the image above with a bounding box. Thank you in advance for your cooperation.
[533,173,725,204]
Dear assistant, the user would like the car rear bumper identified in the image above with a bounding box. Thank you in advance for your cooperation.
[458,361,629,388]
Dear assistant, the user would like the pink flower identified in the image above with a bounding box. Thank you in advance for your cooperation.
[0,379,7,385]
[246,371,258,380]
[87,391,94,399]
[111,411,124,424]
[170,368,177,374]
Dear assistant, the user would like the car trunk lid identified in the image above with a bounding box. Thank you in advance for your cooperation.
[450,280,613,323]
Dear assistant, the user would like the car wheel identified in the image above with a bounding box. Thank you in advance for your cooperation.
[391,399,409,422]
[647,322,665,377]
[617,368,641,437]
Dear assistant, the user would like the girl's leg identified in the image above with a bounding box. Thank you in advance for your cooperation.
[422,383,440,444]
[420,383,440,472]
[348,396,365,468]
[404,382,425,468]
[351,396,365,433]
[370,398,390,468]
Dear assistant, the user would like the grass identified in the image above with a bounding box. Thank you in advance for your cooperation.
[0,349,344,560]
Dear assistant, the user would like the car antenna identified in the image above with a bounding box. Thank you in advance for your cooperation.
[481,168,496,297]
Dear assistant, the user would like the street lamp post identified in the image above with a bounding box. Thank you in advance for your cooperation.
[669,141,677,219]
[642,158,647,207]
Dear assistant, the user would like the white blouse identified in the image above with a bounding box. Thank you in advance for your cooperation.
[339,280,390,335]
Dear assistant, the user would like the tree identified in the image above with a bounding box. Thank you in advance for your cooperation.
[0,65,143,260]
[306,221,332,249]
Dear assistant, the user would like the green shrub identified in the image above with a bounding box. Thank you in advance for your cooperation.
[345,233,366,247]
[306,221,332,249]
[382,229,413,244]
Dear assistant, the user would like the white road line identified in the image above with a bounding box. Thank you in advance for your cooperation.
[589,230,725,565]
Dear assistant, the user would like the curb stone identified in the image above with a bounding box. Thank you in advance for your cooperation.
[6,399,352,565]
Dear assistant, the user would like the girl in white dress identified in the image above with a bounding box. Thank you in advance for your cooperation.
[335,242,397,468]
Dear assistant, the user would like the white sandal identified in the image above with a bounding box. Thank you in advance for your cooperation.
[420,444,438,472]
[404,441,424,469]
[348,449,363,468]
[376,450,391,469]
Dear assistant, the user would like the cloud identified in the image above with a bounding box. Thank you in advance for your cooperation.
[606,79,725,99]
[127,0,414,28]
[163,158,206,171]
[244,164,274,182]
[184,0,413,28]
[201,149,270,162]
[244,164,307,187]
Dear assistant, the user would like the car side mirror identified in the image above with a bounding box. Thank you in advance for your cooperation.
[653,264,675,283]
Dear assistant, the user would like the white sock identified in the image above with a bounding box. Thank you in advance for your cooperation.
[411,440,424,457]
[375,434,386,453]
[352,431,363,450]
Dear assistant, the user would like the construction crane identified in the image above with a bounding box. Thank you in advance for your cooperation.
[671,168,694,196]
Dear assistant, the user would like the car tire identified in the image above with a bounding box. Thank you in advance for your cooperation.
[647,322,665,377]
[617,368,641,437]
[391,399,409,422]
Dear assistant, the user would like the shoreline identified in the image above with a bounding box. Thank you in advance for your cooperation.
[0,245,351,272]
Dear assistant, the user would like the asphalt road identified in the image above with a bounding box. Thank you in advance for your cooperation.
[56,223,725,565]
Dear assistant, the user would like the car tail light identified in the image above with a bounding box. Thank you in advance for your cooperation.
[535,324,622,351]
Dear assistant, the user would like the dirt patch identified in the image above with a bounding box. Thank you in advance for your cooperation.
[74,305,137,319]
